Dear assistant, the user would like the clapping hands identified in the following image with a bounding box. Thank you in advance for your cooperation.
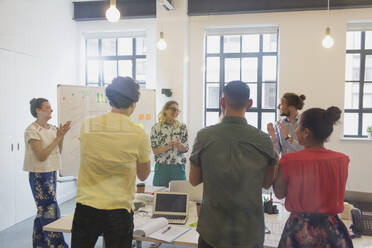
[57,121,72,138]
[167,140,184,151]
[173,141,184,150]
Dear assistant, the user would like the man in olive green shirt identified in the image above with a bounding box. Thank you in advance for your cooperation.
[189,81,277,248]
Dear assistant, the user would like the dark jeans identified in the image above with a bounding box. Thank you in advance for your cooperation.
[71,203,133,248]
[198,236,215,248]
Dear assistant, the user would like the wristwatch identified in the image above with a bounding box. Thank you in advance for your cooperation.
[284,135,291,141]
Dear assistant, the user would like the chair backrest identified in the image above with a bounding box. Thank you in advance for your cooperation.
[169,180,203,202]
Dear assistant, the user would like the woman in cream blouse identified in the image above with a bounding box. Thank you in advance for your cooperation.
[24,98,71,248]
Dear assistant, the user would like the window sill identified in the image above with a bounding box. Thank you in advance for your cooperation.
[340,137,372,141]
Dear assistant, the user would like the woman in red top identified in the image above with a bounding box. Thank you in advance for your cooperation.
[273,106,353,248]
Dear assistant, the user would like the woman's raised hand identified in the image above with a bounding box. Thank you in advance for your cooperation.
[57,121,72,138]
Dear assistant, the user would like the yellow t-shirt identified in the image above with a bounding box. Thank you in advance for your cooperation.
[76,112,150,210]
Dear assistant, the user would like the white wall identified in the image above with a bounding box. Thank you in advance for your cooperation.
[156,0,189,122]
[0,0,79,228]
[187,8,372,193]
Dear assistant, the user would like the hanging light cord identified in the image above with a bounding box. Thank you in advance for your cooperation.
[328,0,330,16]
[327,0,330,33]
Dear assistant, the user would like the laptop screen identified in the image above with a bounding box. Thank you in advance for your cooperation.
[155,193,187,213]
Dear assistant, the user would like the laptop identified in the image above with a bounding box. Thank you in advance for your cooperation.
[151,192,189,224]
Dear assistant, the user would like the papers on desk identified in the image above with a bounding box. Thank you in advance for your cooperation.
[133,217,191,243]
[147,186,168,193]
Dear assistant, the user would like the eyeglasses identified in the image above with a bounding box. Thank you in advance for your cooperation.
[168,107,181,113]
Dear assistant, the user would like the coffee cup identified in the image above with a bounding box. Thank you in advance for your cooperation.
[196,201,201,217]
[136,183,145,193]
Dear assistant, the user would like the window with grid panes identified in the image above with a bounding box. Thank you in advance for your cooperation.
[85,36,146,87]
[204,31,279,132]
[344,30,372,137]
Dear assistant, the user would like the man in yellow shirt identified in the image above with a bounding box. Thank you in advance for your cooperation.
[71,76,151,248]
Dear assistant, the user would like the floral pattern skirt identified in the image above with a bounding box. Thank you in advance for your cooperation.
[29,171,68,248]
[278,212,353,248]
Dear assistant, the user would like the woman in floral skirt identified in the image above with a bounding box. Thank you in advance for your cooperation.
[273,106,353,248]
[24,98,71,247]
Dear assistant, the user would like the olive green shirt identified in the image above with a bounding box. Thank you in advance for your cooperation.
[190,116,277,248]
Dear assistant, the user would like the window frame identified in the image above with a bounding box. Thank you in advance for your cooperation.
[344,31,372,138]
[85,36,146,87]
[204,32,279,129]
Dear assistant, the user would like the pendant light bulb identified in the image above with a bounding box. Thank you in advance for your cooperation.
[322,27,334,48]
[157,32,167,50]
[106,0,120,23]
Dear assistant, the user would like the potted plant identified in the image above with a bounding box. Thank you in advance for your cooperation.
[367,126,372,139]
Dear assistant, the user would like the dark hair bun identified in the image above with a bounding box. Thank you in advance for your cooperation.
[29,98,48,118]
[324,106,341,124]
[283,93,306,110]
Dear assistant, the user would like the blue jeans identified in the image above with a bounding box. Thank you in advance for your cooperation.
[29,171,68,248]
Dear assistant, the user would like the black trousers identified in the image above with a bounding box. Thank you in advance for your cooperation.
[71,203,133,248]
[198,236,215,248]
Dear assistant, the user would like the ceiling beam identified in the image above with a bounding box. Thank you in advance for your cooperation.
[188,0,372,16]
[73,0,156,21]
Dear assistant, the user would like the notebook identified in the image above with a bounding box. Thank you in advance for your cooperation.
[151,192,189,224]
[134,217,191,242]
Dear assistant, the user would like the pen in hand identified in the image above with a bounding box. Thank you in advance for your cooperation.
[161,226,171,234]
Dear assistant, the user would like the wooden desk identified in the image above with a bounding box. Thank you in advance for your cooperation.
[44,202,372,247]
[43,202,286,247]
[43,202,199,247]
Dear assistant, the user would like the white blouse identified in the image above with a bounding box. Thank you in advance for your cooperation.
[23,122,61,173]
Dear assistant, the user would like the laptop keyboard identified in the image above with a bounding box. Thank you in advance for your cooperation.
[152,214,187,224]
[152,214,186,220]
